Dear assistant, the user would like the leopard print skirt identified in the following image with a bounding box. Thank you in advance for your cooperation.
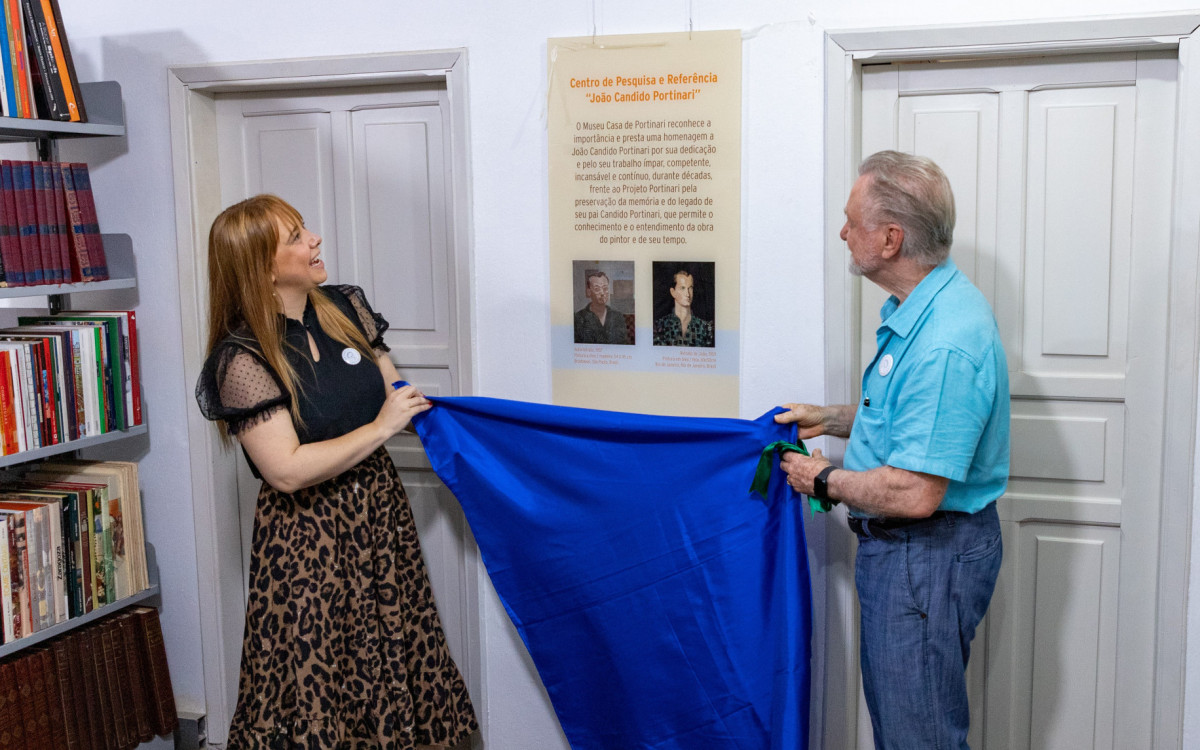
[227,447,478,749]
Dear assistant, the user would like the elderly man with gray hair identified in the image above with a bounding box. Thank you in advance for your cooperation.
[778,151,1009,748]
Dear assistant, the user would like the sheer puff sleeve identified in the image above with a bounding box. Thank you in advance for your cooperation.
[195,336,290,435]
[333,284,391,355]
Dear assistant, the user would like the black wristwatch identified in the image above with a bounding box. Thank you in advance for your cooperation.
[812,465,838,500]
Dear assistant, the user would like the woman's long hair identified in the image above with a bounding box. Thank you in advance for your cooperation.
[205,194,376,433]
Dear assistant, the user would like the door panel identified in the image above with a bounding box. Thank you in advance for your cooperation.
[858,51,1174,749]
[217,110,341,278]
[1024,525,1120,749]
[347,105,454,375]
[1024,87,1133,372]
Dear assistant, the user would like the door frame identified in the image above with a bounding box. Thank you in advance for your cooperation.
[167,51,478,744]
[822,13,1200,748]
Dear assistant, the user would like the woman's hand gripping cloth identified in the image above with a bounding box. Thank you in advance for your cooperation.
[411,396,811,750]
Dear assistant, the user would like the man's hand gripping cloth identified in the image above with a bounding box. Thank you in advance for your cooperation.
[411,396,812,750]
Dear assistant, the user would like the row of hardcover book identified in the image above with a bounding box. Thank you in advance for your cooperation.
[0,310,141,456]
[0,606,177,749]
[0,0,84,121]
[0,159,108,287]
[0,459,149,644]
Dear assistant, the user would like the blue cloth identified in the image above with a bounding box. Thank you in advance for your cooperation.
[411,396,811,750]
[854,504,1002,749]
[845,259,1010,513]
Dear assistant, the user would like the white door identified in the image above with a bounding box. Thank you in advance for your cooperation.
[214,82,476,709]
[857,51,1175,748]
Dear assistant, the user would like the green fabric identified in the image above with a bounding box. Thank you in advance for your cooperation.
[749,440,840,514]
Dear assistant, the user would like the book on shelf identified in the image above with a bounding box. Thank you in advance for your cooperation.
[0,502,45,634]
[0,1,13,119]
[48,639,81,749]
[3,0,32,119]
[9,160,41,284]
[0,606,177,747]
[0,514,11,643]
[36,647,67,748]
[0,460,147,642]
[0,310,141,455]
[0,159,108,287]
[130,606,176,737]
[74,620,102,749]
[114,610,152,743]
[0,507,28,640]
[0,660,25,748]
[0,0,85,120]
[9,653,38,747]
[15,0,79,122]
[0,497,65,631]
[29,459,145,595]
[100,619,130,748]
[32,160,62,282]
[68,163,106,279]
[0,161,20,286]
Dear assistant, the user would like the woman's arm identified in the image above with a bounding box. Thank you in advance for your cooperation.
[237,380,429,493]
[375,353,427,434]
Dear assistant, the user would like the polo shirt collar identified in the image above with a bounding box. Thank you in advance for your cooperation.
[878,258,958,338]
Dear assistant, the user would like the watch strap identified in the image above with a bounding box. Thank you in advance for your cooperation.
[813,465,838,500]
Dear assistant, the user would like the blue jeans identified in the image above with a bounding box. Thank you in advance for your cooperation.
[853,502,1002,750]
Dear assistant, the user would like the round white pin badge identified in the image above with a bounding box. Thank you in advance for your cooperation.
[342,348,362,365]
[878,354,893,377]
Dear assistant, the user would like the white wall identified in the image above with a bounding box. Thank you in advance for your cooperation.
[46,1,1200,748]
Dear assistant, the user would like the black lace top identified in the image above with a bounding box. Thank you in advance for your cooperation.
[195,285,391,455]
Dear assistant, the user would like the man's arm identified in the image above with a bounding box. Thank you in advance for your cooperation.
[780,450,947,518]
[775,403,856,440]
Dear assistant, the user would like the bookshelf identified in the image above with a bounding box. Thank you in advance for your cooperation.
[0,233,136,301]
[0,79,160,655]
[0,81,125,140]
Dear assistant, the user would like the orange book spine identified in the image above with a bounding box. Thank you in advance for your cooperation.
[36,0,75,121]
[0,350,16,455]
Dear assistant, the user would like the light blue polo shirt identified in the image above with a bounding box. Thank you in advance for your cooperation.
[844,259,1010,514]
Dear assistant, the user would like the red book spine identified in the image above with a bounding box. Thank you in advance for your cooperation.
[123,312,140,425]
[36,338,57,445]
[49,161,71,282]
[0,162,26,286]
[32,162,61,283]
[59,163,91,281]
[69,164,106,280]
[12,161,43,284]
[0,350,17,455]
[0,161,23,286]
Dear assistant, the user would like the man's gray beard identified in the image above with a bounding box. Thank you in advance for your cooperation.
[848,260,865,277]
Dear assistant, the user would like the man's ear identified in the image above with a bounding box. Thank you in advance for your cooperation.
[880,224,905,260]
